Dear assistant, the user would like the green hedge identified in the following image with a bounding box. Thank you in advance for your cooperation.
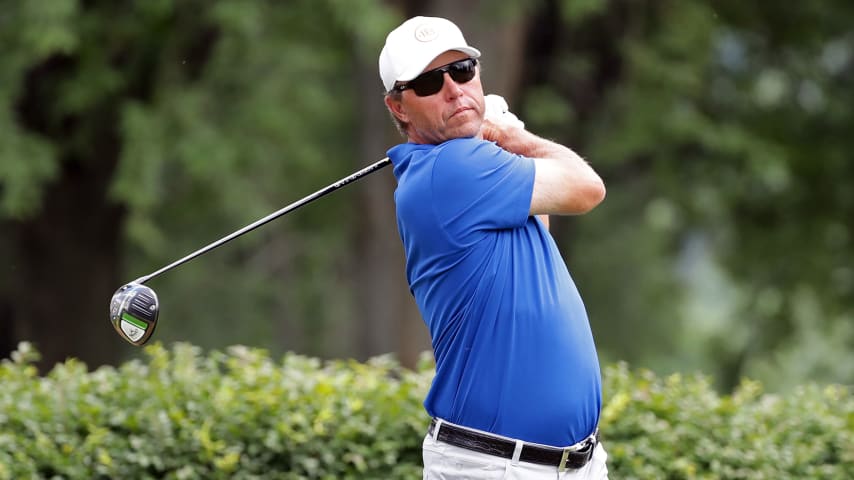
[1,343,851,479]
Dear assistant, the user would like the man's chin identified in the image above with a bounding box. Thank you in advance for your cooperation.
[419,121,483,144]
[448,119,483,140]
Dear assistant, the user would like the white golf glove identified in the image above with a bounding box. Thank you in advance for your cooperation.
[484,94,525,130]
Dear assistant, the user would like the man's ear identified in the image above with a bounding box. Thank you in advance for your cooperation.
[384,95,408,123]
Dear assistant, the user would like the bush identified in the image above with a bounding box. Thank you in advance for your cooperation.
[600,364,854,479]
[0,343,430,479]
[0,342,851,479]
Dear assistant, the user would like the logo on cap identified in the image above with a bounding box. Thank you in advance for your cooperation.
[414,23,438,42]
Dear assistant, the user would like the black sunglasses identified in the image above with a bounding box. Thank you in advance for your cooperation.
[392,58,479,97]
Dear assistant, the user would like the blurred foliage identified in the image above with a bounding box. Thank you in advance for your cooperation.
[112,0,398,355]
[1,342,851,478]
[0,0,852,391]
[519,0,854,389]
[0,0,399,359]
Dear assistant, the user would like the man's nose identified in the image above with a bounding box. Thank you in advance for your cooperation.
[441,72,463,98]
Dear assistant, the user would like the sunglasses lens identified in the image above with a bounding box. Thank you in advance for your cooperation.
[407,59,477,97]
[448,60,477,84]
[410,71,445,96]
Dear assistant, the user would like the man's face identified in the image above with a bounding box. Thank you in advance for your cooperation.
[386,50,485,145]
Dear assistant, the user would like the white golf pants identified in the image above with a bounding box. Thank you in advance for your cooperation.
[422,427,609,480]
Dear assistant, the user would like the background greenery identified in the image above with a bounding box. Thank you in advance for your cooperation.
[1,343,851,479]
[1,1,852,391]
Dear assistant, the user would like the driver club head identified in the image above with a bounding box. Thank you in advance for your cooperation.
[109,282,159,346]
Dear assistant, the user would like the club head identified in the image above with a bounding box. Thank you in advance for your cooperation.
[109,282,159,346]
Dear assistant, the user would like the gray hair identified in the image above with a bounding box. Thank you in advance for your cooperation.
[384,89,408,138]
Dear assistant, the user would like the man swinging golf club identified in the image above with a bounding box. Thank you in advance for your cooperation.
[380,16,609,479]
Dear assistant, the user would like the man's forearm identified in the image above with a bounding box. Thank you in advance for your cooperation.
[496,128,584,165]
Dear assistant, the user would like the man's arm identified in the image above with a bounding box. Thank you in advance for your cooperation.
[481,121,606,217]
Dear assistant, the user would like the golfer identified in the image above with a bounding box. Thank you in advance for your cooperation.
[380,16,609,480]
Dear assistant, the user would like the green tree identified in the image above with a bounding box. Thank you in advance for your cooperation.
[2,0,852,393]
[0,0,409,369]
[513,0,854,389]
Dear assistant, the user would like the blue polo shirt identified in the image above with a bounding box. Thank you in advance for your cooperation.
[388,137,601,447]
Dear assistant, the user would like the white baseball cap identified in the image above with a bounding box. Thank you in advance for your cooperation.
[379,16,481,92]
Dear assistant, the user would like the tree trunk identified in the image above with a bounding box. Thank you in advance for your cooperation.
[0,55,128,371]
[5,160,127,371]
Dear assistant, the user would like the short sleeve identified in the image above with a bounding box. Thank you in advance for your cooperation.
[430,138,535,242]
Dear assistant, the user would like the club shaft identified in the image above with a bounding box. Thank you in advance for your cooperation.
[133,157,392,284]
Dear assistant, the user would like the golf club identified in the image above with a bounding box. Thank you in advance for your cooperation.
[110,157,392,346]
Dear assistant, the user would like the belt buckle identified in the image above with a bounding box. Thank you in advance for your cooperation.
[558,448,571,473]
[558,433,596,472]
[557,443,583,473]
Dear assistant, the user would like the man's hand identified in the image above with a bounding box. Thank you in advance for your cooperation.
[481,94,525,147]
[484,94,524,129]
